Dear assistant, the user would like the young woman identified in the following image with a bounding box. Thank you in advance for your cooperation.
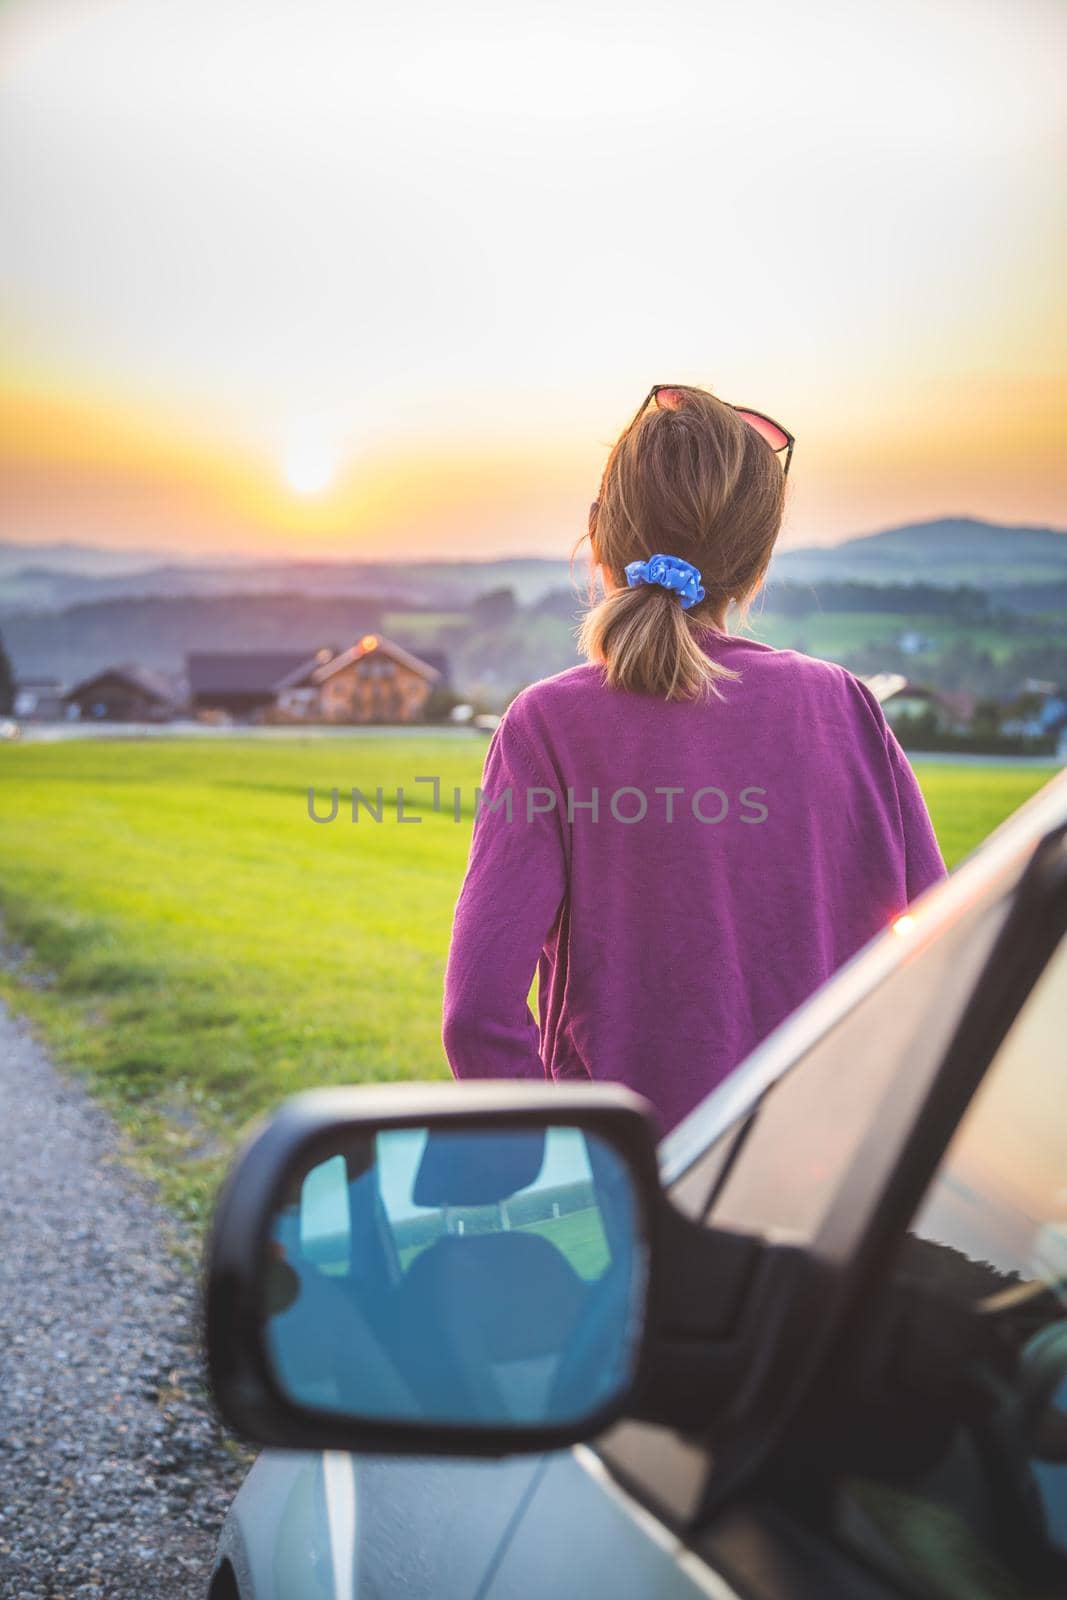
[442,384,946,1136]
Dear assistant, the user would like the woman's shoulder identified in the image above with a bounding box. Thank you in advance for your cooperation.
[710,633,887,710]
[493,665,607,760]
[508,663,607,714]
[502,659,607,723]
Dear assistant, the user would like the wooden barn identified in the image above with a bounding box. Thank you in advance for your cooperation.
[275,635,441,724]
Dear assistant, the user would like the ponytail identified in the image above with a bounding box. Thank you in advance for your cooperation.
[577,585,739,701]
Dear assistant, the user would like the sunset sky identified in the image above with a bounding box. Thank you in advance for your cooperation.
[2,0,1065,562]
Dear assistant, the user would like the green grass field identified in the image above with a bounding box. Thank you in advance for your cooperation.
[0,737,1058,1224]
[381,610,468,643]
[746,610,1065,665]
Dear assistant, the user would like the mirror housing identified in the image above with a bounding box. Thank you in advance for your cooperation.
[205,1083,763,1456]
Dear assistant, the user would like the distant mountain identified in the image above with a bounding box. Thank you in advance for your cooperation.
[2,518,1064,615]
[770,517,1067,589]
[0,554,575,615]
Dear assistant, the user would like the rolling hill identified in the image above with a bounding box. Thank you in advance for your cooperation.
[769,517,1067,589]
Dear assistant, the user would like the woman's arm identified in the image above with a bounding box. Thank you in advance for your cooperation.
[442,703,568,1080]
[886,729,948,901]
[849,673,948,903]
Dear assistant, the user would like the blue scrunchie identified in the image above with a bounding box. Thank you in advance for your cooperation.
[624,554,705,610]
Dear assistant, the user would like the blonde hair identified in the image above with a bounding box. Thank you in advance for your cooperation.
[577,386,787,700]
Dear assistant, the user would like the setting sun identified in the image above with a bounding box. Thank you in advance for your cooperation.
[282,431,336,497]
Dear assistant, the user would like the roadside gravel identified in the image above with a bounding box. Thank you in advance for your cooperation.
[0,1001,248,1599]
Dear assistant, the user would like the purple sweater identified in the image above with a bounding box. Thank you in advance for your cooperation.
[442,632,947,1136]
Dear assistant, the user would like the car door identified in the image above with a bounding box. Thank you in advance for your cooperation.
[215,1448,549,1600]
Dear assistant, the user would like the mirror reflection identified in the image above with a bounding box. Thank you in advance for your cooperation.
[261,1123,646,1428]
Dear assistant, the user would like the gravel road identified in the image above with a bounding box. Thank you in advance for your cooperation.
[0,1002,248,1599]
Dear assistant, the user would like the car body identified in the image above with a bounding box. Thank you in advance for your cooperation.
[209,768,1067,1600]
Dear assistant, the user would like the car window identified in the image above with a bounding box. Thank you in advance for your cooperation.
[909,935,1067,1309]
[706,886,1011,1250]
[837,931,1067,1600]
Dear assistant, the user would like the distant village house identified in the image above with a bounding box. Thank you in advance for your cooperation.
[862,674,976,735]
[274,635,442,723]
[65,665,181,723]
[863,671,1065,755]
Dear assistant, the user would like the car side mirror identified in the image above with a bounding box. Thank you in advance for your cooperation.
[206,1083,673,1454]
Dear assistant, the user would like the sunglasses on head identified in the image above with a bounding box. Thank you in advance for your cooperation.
[627,383,795,478]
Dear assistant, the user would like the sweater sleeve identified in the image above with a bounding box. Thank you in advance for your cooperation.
[442,701,568,1081]
[848,673,948,904]
[886,726,949,901]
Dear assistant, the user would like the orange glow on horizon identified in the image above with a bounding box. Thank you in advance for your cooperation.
[2,362,1065,561]
[0,377,596,559]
